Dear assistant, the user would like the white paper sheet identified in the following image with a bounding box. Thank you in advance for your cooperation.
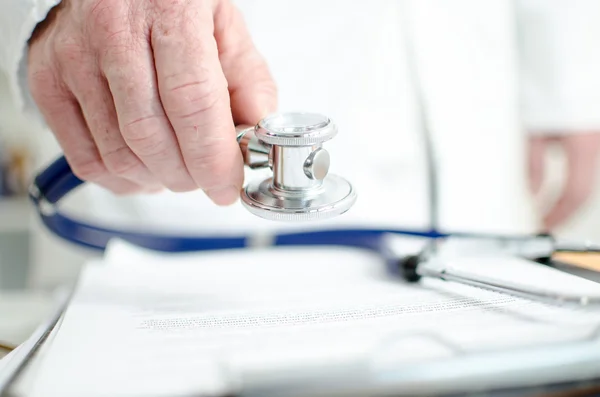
[0,344,21,372]
[6,315,64,397]
[27,243,600,397]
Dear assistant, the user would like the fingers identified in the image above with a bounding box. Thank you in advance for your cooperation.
[67,64,163,190]
[151,1,244,205]
[543,134,600,230]
[101,30,198,193]
[527,136,548,197]
[28,68,147,195]
[214,0,278,125]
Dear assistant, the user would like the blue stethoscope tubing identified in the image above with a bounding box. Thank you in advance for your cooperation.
[34,156,600,308]
[30,156,447,258]
[41,156,600,307]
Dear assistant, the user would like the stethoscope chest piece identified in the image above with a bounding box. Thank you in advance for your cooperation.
[237,112,357,221]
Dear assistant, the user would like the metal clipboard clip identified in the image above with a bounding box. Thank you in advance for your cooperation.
[385,233,600,307]
[236,325,600,397]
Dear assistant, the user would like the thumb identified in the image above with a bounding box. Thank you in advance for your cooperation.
[214,1,278,126]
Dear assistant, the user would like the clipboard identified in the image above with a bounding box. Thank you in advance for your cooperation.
[3,258,600,397]
[3,299,600,397]
[0,290,69,397]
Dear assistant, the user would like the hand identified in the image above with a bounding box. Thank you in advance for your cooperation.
[27,0,277,205]
[528,132,600,231]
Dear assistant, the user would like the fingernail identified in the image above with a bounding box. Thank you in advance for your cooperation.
[206,185,240,206]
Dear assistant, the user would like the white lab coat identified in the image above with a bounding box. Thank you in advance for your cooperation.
[1,0,600,288]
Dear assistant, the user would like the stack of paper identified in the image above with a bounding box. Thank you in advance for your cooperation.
[5,239,600,397]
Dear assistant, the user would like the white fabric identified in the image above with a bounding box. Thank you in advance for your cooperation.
[0,0,60,114]
[516,0,600,132]
[1,0,600,288]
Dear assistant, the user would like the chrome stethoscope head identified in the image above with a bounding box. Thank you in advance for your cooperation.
[235,112,357,222]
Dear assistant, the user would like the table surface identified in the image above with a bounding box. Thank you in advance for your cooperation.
[553,252,600,272]
[0,291,55,359]
[0,198,30,233]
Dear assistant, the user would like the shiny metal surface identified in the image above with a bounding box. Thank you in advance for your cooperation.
[238,111,356,221]
[304,148,330,180]
[237,126,271,169]
[241,174,357,221]
[417,264,600,306]
[256,112,338,146]
[272,146,322,190]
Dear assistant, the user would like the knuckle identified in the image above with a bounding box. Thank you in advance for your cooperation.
[101,29,132,50]
[187,150,231,187]
[71,157,107,180]
[121,116,171,158]
[163,74,225,119]
[157,0,188,11]
[28,67,60,105]
[47,32,101,87]
[101,62,132,88]
[88,0,122,29]
[152,0,190,29]
[190,152,221,172]
[87,0,142,59]
[102,146,143,177]
[27,37,73,109]
[97,27,143,64]
[52,34,83,63]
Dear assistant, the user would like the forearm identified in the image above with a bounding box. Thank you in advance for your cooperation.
[0,0,61,112]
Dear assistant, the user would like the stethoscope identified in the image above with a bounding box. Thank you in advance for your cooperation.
[29,110,436,251]
[28,109,600,308]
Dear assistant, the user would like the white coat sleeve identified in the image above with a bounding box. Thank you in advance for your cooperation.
[0,0,61,115]
[516,0,600,133]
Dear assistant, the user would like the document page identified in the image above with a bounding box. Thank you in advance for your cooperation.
[28,243,600,397]
[0,345,20,372]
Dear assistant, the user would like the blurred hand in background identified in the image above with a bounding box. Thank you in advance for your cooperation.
[529,132,600,231]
